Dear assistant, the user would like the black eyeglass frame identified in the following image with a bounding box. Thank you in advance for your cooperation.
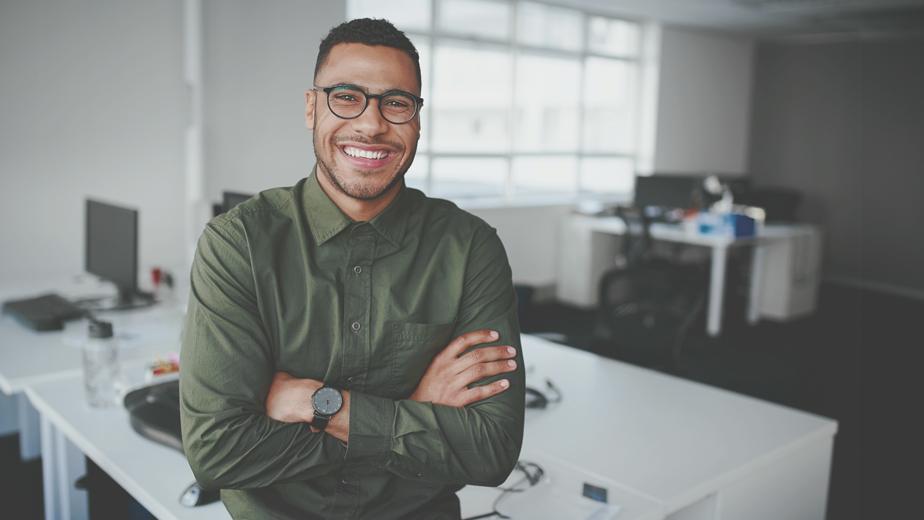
[313,84,424,125]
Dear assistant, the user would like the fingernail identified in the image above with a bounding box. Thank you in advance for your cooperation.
[507,360,516,367]
[489,331,499,339]
[507,347,516,355]
[500,379,509,388]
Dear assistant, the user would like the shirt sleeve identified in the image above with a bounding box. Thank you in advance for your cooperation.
[180,221,347,490]
[344,224,526,487]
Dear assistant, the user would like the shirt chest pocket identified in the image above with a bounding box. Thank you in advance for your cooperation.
[389,321,456,398]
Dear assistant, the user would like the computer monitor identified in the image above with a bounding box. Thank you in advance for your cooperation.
[633,175,699,211]
[222,191,254,214]
[85,199,147,307]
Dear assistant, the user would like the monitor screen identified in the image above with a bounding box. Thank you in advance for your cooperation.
[223,191,254,214]
[633,175,698,210]
[85,199,138,303]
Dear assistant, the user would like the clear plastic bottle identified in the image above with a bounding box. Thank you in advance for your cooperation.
[83,319,120,408]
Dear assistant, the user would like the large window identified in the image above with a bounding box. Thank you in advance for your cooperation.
[347,0,641,204]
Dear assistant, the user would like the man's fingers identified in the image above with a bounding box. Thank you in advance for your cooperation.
[453,379,511,407]
[441,330,500,359]
[458,357,517,384]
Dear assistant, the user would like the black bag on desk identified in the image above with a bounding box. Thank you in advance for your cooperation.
[123,378,183,453]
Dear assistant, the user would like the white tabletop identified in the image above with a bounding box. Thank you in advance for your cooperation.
[25,362,230,520]
[571,215,814,248]
[0,275,188,395]
[518,335,837,513]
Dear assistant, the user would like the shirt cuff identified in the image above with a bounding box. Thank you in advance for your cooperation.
[345,391,394,465]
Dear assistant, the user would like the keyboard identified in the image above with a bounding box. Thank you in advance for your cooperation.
[1,293,88,331]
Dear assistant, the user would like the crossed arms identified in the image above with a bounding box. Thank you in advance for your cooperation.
[265,329,520,442]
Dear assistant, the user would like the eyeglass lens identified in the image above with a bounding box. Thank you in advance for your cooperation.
[327,86,417,124]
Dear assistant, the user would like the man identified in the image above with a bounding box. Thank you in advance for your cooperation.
[180,18,525,520]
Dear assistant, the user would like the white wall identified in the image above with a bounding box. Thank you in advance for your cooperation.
[653,26,754,176]
[203,0,345,202]
[0,0,188,278]
[0,0,344,283]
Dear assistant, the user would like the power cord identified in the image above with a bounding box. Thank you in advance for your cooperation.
[461,461,546,520]
[524,379,562,410]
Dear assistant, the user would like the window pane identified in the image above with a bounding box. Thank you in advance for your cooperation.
[513,155,577,198]
[583,58,636,154]
[405,153,429,193]
[431,43,512,152]
[348,0,432,33]
[580,157,634,194]
[588,17,639,57]
[438,0,511,40]
[516,2,582,52]
[514,54,581,152]
[432,157,506,198]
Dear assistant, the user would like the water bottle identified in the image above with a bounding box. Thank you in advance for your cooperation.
[83,319,120,408]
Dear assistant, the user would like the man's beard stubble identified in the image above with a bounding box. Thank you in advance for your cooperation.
[314,132,413,201]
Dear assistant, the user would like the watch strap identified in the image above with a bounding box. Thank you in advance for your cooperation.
[312,411,331,432]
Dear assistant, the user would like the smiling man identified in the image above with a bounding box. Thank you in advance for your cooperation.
[179,18,525,520]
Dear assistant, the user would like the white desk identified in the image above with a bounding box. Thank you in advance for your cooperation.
[0,275,187,459]
[558,215,822,336]
[25,335,836,520]
[25,363,229,520]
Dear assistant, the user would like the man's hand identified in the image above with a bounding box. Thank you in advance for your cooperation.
[265,372,351,442]
[409,330,517,407]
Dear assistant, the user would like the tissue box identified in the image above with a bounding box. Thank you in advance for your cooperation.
[697,212,755,238]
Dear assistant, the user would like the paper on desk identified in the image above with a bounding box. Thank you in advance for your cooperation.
[497,481,622,520]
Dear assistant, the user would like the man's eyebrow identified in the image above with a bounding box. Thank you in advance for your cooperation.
[326,82,416,95]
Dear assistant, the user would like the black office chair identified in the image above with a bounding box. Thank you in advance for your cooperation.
[591,207,706,370]
[746,186,802,222]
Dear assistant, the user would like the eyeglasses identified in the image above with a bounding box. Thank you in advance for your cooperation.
[314,84,423,125]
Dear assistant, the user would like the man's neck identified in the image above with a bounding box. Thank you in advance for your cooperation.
[315,172,400,222]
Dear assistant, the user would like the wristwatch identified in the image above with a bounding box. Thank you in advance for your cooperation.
[310,385,343,432]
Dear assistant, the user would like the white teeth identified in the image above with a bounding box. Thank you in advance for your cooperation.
[344,146,388,160]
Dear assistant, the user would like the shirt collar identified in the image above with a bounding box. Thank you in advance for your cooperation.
[303,165,409,247]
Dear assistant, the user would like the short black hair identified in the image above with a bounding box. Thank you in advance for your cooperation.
[314,18,422,92]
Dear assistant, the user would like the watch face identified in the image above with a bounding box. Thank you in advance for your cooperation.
[312,386,343,415]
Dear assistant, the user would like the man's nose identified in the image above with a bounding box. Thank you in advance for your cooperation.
[350,98,390,136]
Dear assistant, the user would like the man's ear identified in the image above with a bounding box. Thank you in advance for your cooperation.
[305,90,316,131]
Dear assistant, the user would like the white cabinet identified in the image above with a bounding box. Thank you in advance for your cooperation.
[756,225,823,321]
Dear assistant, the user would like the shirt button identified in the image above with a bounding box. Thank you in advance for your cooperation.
[341,476,350,484]
[346,376,355,385]
[352,322,361,331]
[353,266,362,274]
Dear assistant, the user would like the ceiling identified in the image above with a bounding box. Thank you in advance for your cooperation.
[545,0,924,39]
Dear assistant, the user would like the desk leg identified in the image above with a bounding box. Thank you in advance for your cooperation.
[40,414,89,520]
[707,246,728,337]
[747,244,766,326]
[19,393,42,461]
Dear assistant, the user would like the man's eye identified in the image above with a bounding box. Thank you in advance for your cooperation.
[333,93,361,103]
[384,98,410,108]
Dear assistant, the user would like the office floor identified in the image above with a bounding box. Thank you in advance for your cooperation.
[1,283,920,520]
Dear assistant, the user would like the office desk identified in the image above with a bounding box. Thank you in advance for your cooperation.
[558,215,821,336]
[0,274,187,459]
[25,335,836,520]
[25,364,229,520]
[513,335,837,519]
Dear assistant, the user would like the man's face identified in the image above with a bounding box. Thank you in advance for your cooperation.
[307,43,421,202]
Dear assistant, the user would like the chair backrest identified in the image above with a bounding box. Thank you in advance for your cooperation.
[747,187,803,222]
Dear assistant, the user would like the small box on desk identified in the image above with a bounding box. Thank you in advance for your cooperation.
[697,211,756,238]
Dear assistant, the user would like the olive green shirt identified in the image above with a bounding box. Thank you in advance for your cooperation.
[180,169,525,520]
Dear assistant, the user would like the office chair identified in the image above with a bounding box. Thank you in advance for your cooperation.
[746,186,802,222]
[591,207,706,370]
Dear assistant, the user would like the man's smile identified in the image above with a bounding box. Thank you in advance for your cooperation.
[342,145,390,160]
